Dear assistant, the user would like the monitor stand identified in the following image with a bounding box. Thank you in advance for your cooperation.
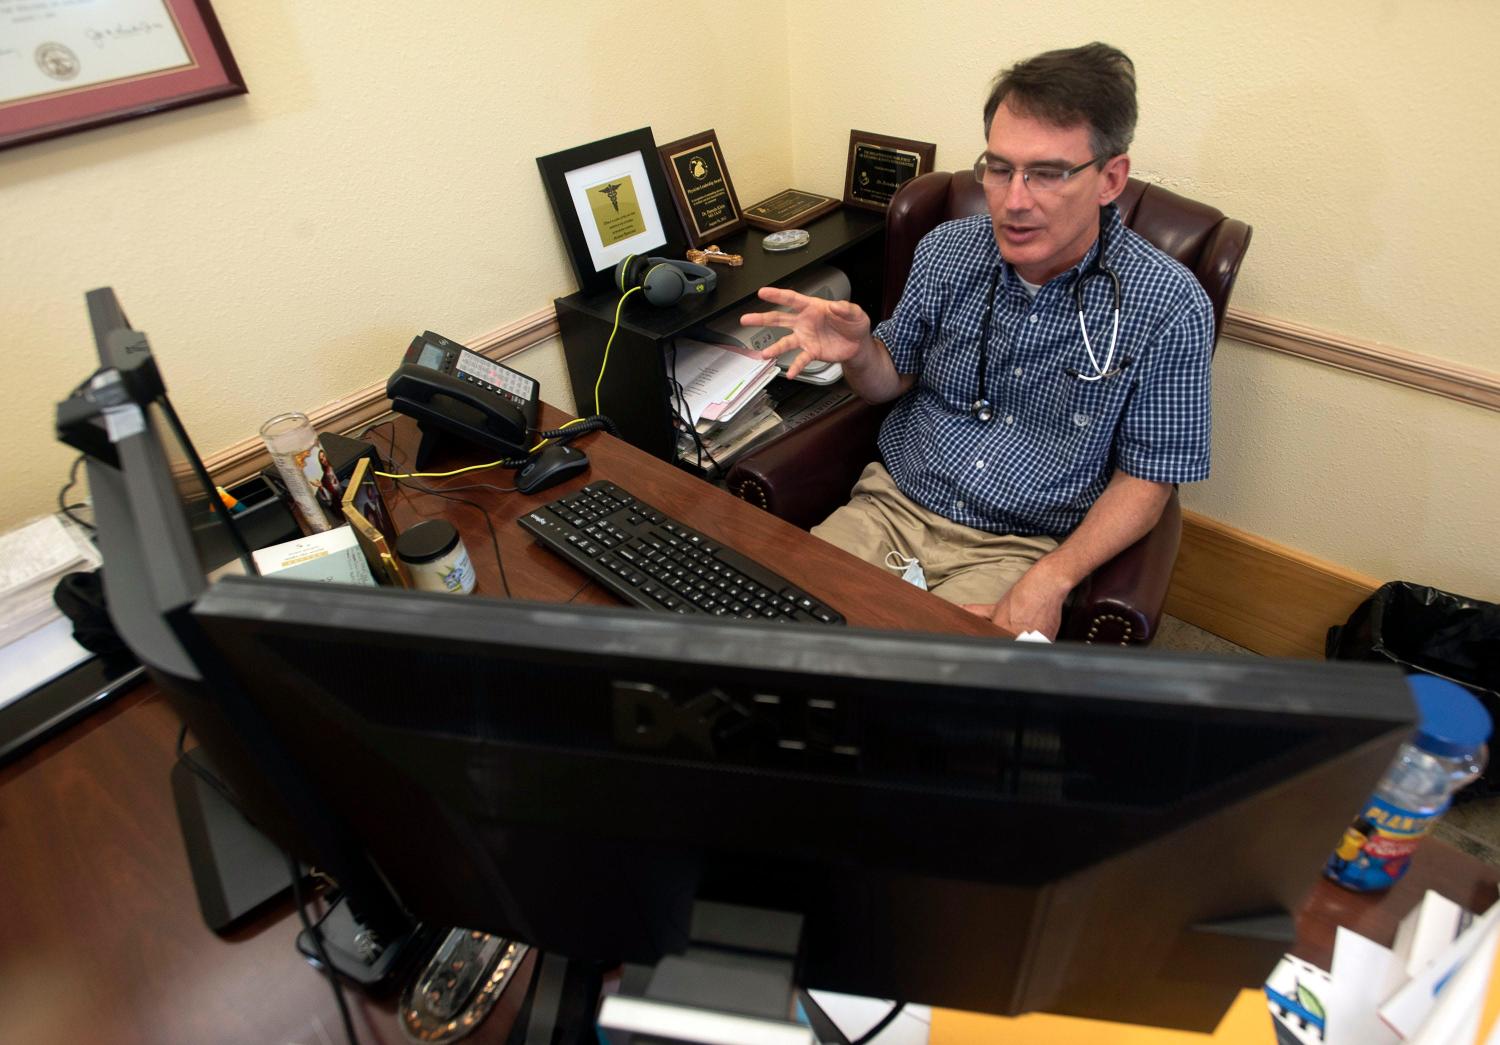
[170,746,294,933]
[526,902,816,1044]
[175,745,438,991]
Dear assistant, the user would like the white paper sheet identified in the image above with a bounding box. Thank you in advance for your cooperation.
[0,616,91,713]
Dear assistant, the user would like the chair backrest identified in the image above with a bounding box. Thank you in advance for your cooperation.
[882,173,1253,347]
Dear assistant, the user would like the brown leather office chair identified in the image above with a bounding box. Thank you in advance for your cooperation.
[726,173,1252,645]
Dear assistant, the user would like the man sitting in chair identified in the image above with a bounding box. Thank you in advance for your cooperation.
[740,42,1213,640]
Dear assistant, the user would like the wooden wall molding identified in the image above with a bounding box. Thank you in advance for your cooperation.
[1166,508,1382,659]
[196,299,1445,661]
[202,307,560,486]
[1222,307,1500,413]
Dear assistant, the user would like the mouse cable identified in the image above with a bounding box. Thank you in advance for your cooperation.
[594,286,642,416]
[391,478,512,598]
[287,854,360,1045]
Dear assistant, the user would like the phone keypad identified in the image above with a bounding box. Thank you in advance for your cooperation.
[456,351,535,407]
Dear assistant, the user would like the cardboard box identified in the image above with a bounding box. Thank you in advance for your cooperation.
[251,525,376,586]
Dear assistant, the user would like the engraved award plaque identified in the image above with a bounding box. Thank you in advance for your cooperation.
[657,129,746,246]
[742,189,839,232]
[843,131,936,212]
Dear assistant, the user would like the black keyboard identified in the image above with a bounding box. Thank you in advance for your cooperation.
[518,480,845,625]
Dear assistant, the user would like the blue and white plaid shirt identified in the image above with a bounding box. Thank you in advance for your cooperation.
[872,204,1213,538]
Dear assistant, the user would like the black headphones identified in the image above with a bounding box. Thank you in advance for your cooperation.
[614,254,718,307]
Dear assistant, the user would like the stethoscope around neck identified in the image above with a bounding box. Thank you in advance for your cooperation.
[969,208,1126,422]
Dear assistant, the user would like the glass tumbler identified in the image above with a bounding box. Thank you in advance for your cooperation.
[259,412,335,532]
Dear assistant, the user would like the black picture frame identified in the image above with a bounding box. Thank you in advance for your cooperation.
[536,127,686,296]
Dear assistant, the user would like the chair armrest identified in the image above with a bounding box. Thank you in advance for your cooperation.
[1062,491,1183,646]
[726,398,892,530]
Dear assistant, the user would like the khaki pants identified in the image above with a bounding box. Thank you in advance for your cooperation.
[811,462,1059,608]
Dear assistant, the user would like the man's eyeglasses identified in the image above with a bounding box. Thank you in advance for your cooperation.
[972,154,1097,192]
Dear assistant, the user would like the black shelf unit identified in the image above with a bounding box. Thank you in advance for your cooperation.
[555,207,886,462]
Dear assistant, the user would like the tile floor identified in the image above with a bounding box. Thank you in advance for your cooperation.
[1152,615,1500,869]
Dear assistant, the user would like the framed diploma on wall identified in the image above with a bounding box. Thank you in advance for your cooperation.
[0,0,246,151]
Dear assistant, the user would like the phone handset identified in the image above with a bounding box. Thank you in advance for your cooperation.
[387,331,540,470]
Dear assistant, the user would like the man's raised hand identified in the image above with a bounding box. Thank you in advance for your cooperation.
[740,286,873,381]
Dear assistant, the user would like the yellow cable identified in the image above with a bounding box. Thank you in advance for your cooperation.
[595,287,641,416]
[374,418,597,479]
[375,459,507,480]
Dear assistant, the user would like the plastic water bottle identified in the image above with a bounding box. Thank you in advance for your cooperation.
[1325,675,1491,892]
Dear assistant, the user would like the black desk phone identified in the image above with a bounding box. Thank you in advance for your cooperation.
[387,331,540,469]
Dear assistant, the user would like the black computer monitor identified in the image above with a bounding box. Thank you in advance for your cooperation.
[65,289,1415,1033]
[190,568,1413,1031]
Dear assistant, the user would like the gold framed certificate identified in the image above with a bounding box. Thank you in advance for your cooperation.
[340,458,410,588]
[0,0,246,152]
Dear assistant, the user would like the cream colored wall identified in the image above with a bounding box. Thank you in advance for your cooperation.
[786,0,1500,601]
[3,2,791,531]
[7,2,1497,603]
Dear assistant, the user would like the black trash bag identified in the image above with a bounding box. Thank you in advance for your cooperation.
[1327,581,1499,801]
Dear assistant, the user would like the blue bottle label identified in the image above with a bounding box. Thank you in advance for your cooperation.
[1325,793,1447,892]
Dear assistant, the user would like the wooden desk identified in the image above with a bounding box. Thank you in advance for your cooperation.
[2,415,1494,1044]
[379,406,1003,640]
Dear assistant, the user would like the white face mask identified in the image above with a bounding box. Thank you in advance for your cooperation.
[884,551,928,591]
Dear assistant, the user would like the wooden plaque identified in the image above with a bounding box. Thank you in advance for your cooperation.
[657,129,747,246]
[742,189,839,232]
[843,130,936,212]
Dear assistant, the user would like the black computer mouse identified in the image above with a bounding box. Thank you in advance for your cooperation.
[515,443,590,494]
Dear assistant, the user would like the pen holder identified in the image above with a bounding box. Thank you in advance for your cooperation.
[224,474,303,551]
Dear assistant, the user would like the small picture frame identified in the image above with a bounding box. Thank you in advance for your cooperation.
[537,127,685,295]
[843,131,936,212]
[742,189,839,232]
[340,458,409,588]
[656,129,746,247]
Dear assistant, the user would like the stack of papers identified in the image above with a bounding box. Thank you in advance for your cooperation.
[669,338,780,431]
[677,394,785,471]
[1264,886,1500,1044]
[0,515,101,649]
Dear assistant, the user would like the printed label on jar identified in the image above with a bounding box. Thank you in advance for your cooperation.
[1324,793,1447,892]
